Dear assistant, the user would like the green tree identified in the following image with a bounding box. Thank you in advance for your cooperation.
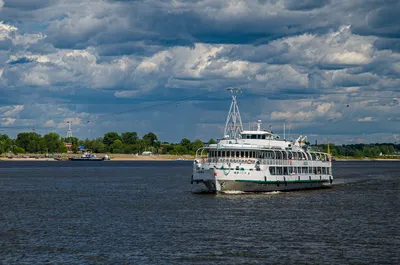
[122,132,138,145]
[207,138,217,145]
[13,146,25,155]
[180,138,191,147]
[110,139,123,153]
[189,139,203,154]
[142,132,158,147]
[72,143,79,153]
[103,132,121,147]
[123,144,138,154]
[91,138,107,153]
[15,132,42,153]
[0,134,13,154]
[64,136,80,145]
[172,145,187,155]
[43,132,64,153]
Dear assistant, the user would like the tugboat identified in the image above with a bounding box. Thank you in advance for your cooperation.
[69,151,107,161]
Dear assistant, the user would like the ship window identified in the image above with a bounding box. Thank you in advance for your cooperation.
[269,167,276,175]
[302,167,308,174]
[283,167,288,175]
[262,135,266,139]
[236,151,239,157]
[218,151,221,157]
[276,167,283,175]
[322,167,326,174]
[251,134,257,139]
[240,151,244,157]
[222,151,225,157]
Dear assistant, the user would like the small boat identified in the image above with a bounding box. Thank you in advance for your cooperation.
[69,152,107,161]
[54,155,68,161]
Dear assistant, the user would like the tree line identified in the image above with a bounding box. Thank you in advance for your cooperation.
[0,132,216,155]
[0,131,398,157]
[314,143,399,158]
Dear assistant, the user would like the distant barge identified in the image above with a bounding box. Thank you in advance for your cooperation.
[69,152,109,161]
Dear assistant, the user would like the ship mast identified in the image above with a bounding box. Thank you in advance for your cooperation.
[224,87,243,139]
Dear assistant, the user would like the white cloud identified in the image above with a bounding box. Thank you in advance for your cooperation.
[44,120,56,127]
[0,105,24,118]
[1,118,16,126]
[358,117,375,122]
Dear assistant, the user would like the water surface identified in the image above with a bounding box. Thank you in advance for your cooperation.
[0,161,399,264]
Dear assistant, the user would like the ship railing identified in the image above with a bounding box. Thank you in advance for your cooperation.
[198,157,331,166]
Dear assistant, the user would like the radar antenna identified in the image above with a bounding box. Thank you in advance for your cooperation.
[224,87,243,138]
[66,121,73,138]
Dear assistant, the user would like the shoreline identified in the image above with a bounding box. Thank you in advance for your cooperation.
[334,158,400,161]
[0,154,195,162]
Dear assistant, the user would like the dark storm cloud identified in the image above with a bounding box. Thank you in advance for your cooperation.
[41,0,338,51]
[284,0,331,11]
[374,38,400,53]
[3,0,57,10]
[7,57,34,64]
[349,1,400,39]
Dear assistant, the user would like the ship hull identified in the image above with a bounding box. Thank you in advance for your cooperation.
[192,179,331,193]
[191,166,333,193]
[69,158,104,161]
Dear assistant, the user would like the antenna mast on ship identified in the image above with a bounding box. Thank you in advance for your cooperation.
[224,87,243,139]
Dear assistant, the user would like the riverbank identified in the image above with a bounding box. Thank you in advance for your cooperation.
[334,157,400,161]
[0,154,195,161]
[1,154,399,162]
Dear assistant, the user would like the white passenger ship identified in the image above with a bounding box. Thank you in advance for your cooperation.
[192,88,333,193]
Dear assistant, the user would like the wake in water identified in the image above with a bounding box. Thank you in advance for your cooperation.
[220,190,282,195]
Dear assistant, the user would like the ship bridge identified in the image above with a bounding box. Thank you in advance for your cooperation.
[240,130,280,140]
[239,120,280,140]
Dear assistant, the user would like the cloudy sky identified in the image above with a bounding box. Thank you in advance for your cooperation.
[0,0,399,144]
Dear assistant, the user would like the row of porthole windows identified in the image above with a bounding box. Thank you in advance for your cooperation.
[269,166,331,175]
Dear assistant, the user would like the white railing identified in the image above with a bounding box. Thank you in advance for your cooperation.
[200,157,331,166]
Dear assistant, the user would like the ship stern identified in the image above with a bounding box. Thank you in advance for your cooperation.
[191,168,220,193]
